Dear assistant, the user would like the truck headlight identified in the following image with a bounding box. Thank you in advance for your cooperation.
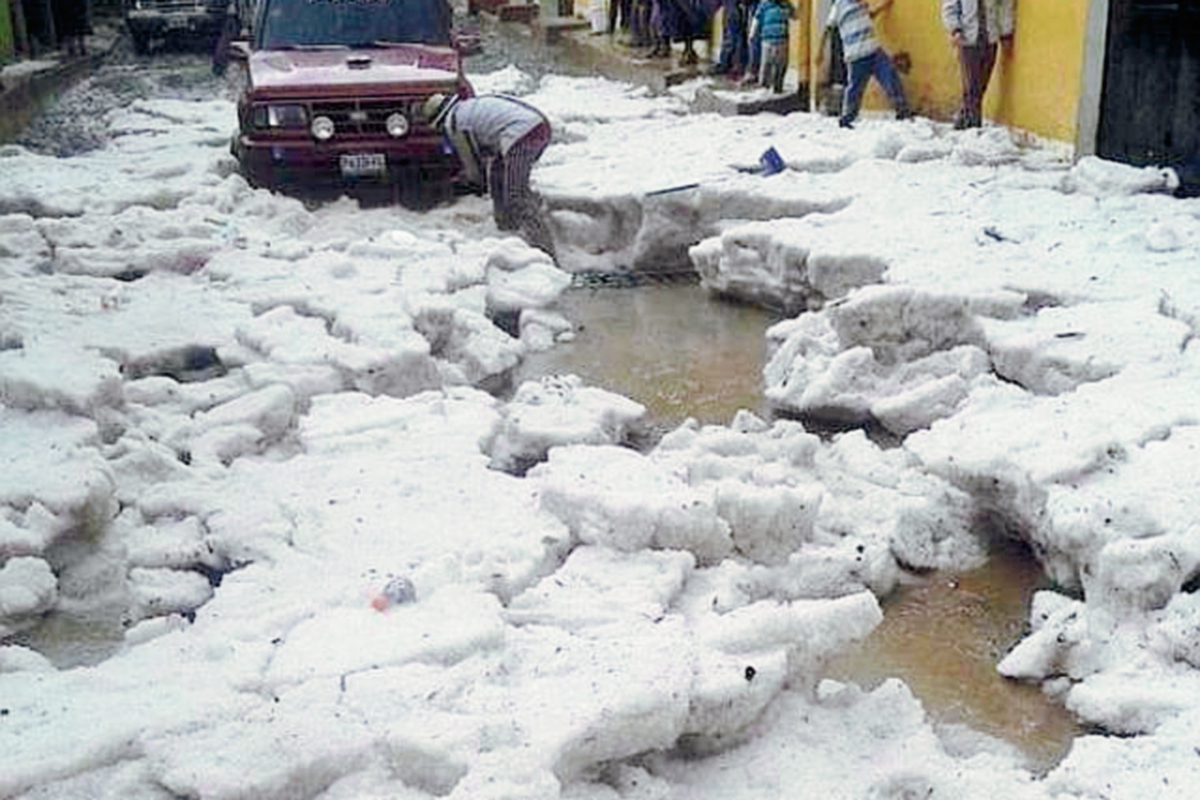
[311,116,335,141]
[267,104,307,128]
[386,112,409,138]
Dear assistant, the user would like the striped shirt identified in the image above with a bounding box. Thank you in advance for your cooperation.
[447,95,549,157]
[827,0,880,63]
[755,0,793,45]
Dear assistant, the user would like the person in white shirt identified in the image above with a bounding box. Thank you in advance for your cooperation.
[941,0,1015,129]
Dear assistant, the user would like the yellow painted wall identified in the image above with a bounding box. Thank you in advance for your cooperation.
[990,0,1090,143]
[805,0,1093,145]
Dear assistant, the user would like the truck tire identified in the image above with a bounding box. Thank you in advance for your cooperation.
[131,30,151,55]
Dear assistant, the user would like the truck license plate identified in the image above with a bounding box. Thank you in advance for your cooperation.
[340,153,386,178]
[167,14,189,29]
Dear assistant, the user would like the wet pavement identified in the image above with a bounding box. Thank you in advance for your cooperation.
[470,11,808,113]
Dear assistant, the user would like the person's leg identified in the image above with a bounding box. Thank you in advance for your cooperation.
[773,40,787,92]
[956,42,988,127]
[761,42,778,88]
[505,125,555,255]
[649,0,670,56]
[977,40,998,118]
[682,37,699,65]
[489,157,515,230]
[730,3,748,75]
[870,50,911,117]
[744,34,760,83]
[212,5,239,75]
[840,55,871,126]
[713,0,738,71]
[630,0,646,45]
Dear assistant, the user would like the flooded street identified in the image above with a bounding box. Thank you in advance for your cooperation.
[7,27,1085,783]
[524,280,1080,770]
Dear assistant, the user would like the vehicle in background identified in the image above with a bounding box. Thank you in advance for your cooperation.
[228,0,474,200]
[124,0,229,56]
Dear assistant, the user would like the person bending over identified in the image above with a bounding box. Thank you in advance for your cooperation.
[423,93,556,258]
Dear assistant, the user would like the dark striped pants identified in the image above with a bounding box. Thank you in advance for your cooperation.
[955,40,998,128]
[489,122,555,257]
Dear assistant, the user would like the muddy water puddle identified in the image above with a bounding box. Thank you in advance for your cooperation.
[825,536,1081,772]
[526,282,1080,770]
[514,280,781,429]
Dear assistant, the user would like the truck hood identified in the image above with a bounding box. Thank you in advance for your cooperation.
[249,45,460,93]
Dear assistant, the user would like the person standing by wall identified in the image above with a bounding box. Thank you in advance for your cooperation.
[628,0,652,47]
[422,93,556,258]
[941,0,1014,129]
[711,0,750,78]
[752,0,793,93]
[819,0,911,128]
[608,0,630,35]
[740,0,761,86]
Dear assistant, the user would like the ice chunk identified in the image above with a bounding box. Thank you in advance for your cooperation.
[532,444,734,564]
[488,375,646,473]
[0,556,58,638]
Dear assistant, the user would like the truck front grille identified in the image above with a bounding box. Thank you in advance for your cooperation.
[310,99,426,137]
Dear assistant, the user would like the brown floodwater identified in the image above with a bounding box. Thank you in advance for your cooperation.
[824,534,1081,773]
[17,280,1081,770]
[514,279,781,429]
[522,281,1080,771]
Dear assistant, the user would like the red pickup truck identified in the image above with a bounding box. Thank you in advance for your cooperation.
[229,0,474,196]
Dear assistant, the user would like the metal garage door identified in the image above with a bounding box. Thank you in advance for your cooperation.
[1098,0,1200,186]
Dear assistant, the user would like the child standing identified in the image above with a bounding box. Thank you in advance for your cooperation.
[820,0,912,127]
[752,0,794,93]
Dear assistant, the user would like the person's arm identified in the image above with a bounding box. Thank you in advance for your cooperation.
[999,0,1015,47]
[941,0,963,45]
[444,112,485,190]
[867,0,893,19]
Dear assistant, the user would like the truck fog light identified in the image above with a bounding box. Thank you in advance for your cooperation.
[386,112,409,138]
[311,116,335,141]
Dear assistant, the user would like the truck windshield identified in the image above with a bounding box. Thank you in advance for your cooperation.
[255,0,452,50]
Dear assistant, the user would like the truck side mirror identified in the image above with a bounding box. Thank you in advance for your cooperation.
[228,39,251,62]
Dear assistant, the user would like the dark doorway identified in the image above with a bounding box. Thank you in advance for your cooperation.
[1098,0,1200,192]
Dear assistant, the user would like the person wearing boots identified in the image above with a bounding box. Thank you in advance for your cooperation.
[422,93,556,258]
